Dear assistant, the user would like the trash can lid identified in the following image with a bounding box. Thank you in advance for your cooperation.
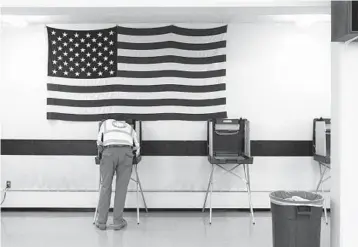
[269,190,324,207]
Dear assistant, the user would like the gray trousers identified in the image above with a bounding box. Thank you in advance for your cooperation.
[97,146,133,225]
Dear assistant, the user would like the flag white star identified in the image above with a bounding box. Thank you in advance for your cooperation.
[109,70,114,75]
[64,61,68,66]
[104,47,108,51]
[58,65,63,70]
[109,41,114,45]
[104,66,108,71]
[69,38,73,42]
[51,30,56,35]
[52,50,57,55]
[109,50,114,55]
[98,52,102,56]
[75,53,79,57]
[92,47,97,52]
[104,37,108,41]
[81,67,85,72]
[92,67,97,72]
[52,69,57,74]
[63,42,68,47]
[98,71,103,76]
[75,33,79,38]
[86,33,91,38]
[97,32,102,37]
[81,58,85,62]
[92,57,97,62]
[87,72,91,76]
[86,53,91,57]
[69,57,74,61]
[63,52,68,56]
[58,46,63,51]
[80,48,85,52]
[98,62,103,66]
[75,72,80,76]
[80,38,85,43]
[63,32,68,37]
[52,40,56,45]
[109,31,114,35]
[92,38,97,42]
[57,36,62,41]
[104,57,108,61]
[70,67,74,71]
[86,43,91,47]
[69,48,74,52]
[58,56,63,60]
[64,71,68,75]
[109,60,114,65]
[75,43,79,47]
[98,42,102,47]
[75,62,79,67]
[86,62,91,67]
[52,60,57,64]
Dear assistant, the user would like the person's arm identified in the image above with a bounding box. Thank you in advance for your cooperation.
[97,121,105,153]
[132,128,140,157]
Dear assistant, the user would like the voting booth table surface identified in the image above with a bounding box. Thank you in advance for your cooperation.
[312,118,331,225]
[93,120,148,225]
[203,118,255,224]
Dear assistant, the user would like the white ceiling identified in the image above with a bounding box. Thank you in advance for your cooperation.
[0,5,331,24]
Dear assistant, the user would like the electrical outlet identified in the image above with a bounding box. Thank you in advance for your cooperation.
[6,181,11,189]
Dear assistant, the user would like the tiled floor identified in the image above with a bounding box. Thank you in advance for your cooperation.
[1,211,330,247]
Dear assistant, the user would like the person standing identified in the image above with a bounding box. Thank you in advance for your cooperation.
[95,119,140,230]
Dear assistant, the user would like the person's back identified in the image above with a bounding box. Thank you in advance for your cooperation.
[95,119,140,230]
[100,119,138,148]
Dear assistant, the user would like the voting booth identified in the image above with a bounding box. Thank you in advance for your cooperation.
[312,117,331,224]
[94,119,148,225]
[203,118,255,224]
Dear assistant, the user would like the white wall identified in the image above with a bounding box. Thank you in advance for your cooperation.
[0,20,331,208]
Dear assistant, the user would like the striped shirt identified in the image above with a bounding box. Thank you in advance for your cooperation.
[97,119,140,151]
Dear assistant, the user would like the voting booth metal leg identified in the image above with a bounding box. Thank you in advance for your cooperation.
[93,173,102,224]
[130,164,149,225]
[203,163,255,225]
[316,163,329,225]
[134,164,149,213]
[202,164,215,212]
[244,164,255,225]
[136,174,140,224]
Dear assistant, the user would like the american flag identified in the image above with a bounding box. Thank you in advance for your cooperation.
[46,25,227,121]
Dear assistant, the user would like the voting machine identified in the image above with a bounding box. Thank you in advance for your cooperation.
[203,118,255,224]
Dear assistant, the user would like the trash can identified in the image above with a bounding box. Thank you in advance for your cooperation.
[269,191,324,247]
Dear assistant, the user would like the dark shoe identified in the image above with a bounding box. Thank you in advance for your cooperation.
[113,219,127,231]
[95,222,107,230]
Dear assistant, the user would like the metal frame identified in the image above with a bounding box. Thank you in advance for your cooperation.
[315,162,330,225]
[202,162,255,225]
[93,163,148,225]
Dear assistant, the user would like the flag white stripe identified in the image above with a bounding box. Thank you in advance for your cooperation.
[117,62,225,72]
[117,33,226,44]
[117,48,226,57]
[117,23,226,29]
[47,77,225,86]
[48,90,225,101]
[47,105,226,115]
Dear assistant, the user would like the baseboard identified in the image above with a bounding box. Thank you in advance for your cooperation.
[0,191,331,209]
[0,207,272,212]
